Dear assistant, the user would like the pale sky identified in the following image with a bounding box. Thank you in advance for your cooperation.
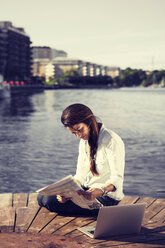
[0,0,165,70]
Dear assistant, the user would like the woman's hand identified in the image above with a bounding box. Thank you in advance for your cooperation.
[78,188,103,201]
[56,195,71,203]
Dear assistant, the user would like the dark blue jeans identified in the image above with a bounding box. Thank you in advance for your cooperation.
[37,193,119,216]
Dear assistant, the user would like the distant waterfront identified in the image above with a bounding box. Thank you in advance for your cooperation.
[0,87,164,198]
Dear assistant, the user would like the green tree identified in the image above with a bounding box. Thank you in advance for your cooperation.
[120,68,147,87]
[63,68,80,78]
[141,70,165,87]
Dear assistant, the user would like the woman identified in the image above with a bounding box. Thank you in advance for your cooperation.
[37,103,125,216]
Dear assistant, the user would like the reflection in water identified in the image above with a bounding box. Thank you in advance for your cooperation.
[0,93,35,117]
[0,88,165,198]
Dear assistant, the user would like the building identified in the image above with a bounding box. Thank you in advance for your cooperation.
[51,48,67,59]
[31,47,120,80]
[31,46,67,80]
[32,57,120,80]
[31,46,67,60]
[53,58,120,78]
[32,46,52,60]
[45,62,54,81]
[106,66,121,78]
[31,59,51,79]
[0,21,32,81]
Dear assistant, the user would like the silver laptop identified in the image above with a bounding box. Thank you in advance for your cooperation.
[77,203,146,239]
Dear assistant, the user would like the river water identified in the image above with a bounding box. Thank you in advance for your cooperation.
[0,87,164,198]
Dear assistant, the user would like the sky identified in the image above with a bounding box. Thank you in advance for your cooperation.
[0,0,165,70]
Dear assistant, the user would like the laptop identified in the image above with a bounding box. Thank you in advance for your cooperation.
[77,203,146,239]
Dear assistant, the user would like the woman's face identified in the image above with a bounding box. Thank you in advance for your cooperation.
[67,123,90,140]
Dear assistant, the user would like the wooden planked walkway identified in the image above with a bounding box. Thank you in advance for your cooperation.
[0,193,165,247]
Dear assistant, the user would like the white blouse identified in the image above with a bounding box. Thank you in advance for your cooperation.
[74,124,125,201]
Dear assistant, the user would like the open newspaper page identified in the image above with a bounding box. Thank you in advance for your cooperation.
[36,175,102,210]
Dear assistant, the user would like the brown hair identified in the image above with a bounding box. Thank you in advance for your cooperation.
[61,103,100,175]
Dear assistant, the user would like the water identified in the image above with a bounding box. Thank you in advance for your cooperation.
[0,87,164,198]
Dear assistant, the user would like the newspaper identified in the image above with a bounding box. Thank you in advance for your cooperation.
[36,175,102,210]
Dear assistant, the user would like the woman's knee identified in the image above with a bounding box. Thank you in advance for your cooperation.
[37,194,52,207]
[37,194,44,207]
[37,194,58,210]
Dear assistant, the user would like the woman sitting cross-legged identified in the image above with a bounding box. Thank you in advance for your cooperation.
[37,103,125,216]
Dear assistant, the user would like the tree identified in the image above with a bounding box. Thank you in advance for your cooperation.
[63,68,80,78]
[119,68,147,87]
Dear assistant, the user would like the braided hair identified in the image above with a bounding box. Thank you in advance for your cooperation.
[61,103,101,176]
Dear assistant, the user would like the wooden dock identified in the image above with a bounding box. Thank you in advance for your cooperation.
[0,193,165,248]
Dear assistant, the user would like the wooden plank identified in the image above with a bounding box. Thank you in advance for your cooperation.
[65,218,97,238]
[15,206,40,232]
[0,192,164,248]
[40,215,76,234]
[27,193,38,208]
[13,193,28,208]
[118,195,140,205]
[55,216,97,236]
[69,228,138,246]
[67,229,88,238]
[0,233,95,248]
[71,232,131,247]
[119,242,165,248]
[70,221,165,241]
[149,208,165,223]
[67,220,102,239]
[101,240,165,248]
[115,232,165,248]
[143,198,165,224]
[136,197,156,207]
[0,208,15,232]
[76,230,142,247]
[71,220,165,247]
[142,222,165,233]
[28,207,58,233]
[0,193,12,208]
[67,231,97,243]
[91,230,165,247]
